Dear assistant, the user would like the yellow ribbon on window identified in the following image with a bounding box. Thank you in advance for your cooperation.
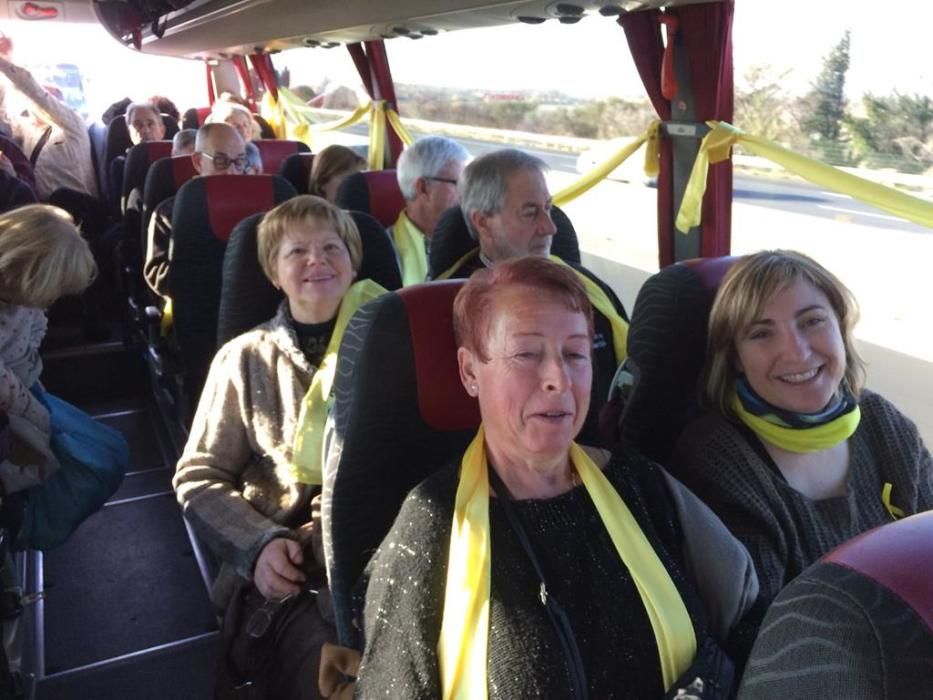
[553,120,661,208]
[676,121,933,233]
[881,482,905,520]
[391,210,428,286]
[439,425,696,698]
[290,279,387,484]
[385,108,415,147]
[368,100,387,171]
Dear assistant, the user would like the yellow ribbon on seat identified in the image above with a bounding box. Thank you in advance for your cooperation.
[160,296,173,337]
[290,279,387,484]
[391,210,428,286]
[553,120,660,208]
[881,482,905,520]
[676,120,933,233]
[439,425,696,698]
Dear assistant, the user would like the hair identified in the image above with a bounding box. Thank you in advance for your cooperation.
[205,101,260,139]
[0,205,97,308]
[257,195,363,284]
[396,136,469,201]
[125,101,161,125]
[453,256,593,363]
[245,142,263,173]
[459,149,548,240]
[218,91,251,109]
[704,249,865,416]
[149,94,180,122]
[195,122,243,152]
[308,145,366,199]
[172,128,197,156]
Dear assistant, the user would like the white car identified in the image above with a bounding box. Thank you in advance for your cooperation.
[575,137,657,187]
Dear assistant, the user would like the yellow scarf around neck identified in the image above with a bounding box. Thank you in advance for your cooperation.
[731,393,861,454]
[438,426,696,698]
[289,279,387,484]
[392,210,429,286]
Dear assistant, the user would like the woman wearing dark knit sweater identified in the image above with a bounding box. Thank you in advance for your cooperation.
[355,257,760,699]
[672,250,933,607]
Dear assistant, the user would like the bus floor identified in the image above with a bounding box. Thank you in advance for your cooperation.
[22,321,218,699]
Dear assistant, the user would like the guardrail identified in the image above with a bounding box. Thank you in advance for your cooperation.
[304,107,933,194]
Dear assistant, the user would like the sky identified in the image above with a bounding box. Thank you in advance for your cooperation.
[0,1,930,117]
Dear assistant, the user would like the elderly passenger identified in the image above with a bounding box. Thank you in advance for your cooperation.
[174,195,386,698]
[206,100,260,142]
[356,257,759,699]
[391,136,469,285]
[308,144,365,203]
[672,250,933,606]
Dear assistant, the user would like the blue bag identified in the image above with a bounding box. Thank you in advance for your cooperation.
[18,387,128,551]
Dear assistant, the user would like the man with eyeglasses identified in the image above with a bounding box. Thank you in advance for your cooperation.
[389,135,469,286]
[145,123,248,297]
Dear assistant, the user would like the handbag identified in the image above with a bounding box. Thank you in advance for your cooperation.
[17,386,128,551]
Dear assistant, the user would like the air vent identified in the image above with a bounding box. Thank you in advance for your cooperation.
[558,15,582,23]
[517,15,547,24]
[555,3,584,15]
[599,5,623,15]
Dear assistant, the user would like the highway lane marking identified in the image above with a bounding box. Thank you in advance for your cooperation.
[817,205,904,222]
[820,191,852,199]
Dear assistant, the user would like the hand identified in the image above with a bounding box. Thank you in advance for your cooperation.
[253,537,306,600]
[319,642,360,699]
[0,36,11,62]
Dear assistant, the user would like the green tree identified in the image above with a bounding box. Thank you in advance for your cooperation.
[799,31,851,162]
[846,93,933,173]
[734,64,802,146]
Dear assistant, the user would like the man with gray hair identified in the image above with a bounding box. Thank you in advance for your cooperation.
[390,135,469,285]
[441,147,629,447]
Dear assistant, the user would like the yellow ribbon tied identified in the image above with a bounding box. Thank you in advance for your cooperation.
[368,100,387,171]
[385,108,415,147]
[553,120,660,208]
[289,279,387,484]
[391,210,429,286]
[881,482,905,520]
[550,256,628,365]
[439,426,696,698]
[676,120,933,233]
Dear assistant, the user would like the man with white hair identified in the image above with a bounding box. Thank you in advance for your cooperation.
[390,135,469,285]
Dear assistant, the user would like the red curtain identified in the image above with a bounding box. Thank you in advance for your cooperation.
[205,61,216,105]
[248,54,279,102]
[620,1,734,265]
[232,55,258,112]
[345,41,403,164]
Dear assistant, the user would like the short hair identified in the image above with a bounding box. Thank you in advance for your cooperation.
[205,101,260,139]
[396,136,469,201]
[257,195,363,284]
[705,249,865,416]
[459,149,548,240]
[245,142,263,173]
[172,128,197,156]
[453,256,593,363]
[308,145,366,198]
[126,101,160,125]
[0,205,96,308]
[195,122,243,152]
[149,95,180,122]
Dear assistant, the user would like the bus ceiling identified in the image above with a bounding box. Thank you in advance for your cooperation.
[1,0,718,61]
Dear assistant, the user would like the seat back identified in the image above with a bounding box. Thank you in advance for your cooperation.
[252,139,311,175]
[278,153,315,194]
[216,209,403,347]
[122,141,173,210]
[614,257,736,466]
[428,204,582,278]
[182,106,212,130]
[141,155,198,241]
[334,170,406,228]
[741,511,933,700]
[324,281,481,646]
[103,114,179,202]
[168,175,297,404]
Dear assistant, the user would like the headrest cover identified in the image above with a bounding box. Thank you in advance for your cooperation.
[205,175,275,241]
[337,170,406,228]
[254,140,307,174]
[826,511,933,631]
[172,155,198,186]
[400,281,481,432]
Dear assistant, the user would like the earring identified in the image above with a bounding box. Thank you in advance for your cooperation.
[470,384,477,395]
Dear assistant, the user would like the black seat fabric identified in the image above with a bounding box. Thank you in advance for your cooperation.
[167,174,297,405]
[334,170,406,228]
[182,107,211,130]
[614,257,736,466]
[122,141,173,211]
[253,139,311,175]
[740,511,933,700]
[278,153,315,195]
[216,209,402,347]
[141,155,198,246]
[324,281,481,647]
[428,204,581,278]
[103,114,179,208]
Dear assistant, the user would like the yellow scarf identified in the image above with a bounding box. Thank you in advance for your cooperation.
[391,210,429,286]
[290,279,387,484]
[438,426,696,698]
[434,247,479,281]
[731,394,861,454]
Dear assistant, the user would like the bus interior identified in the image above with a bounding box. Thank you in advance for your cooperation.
[0,0,929,696]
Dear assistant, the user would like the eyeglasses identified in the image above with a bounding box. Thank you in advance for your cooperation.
[425,176,458,186]
[199,151,249,172]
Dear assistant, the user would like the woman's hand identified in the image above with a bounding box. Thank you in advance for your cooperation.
[253,538,306,599]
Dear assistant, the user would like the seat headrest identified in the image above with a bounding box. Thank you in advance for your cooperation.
[617,256,737,465]
[182,107,212,129]
[428,204,581,278]
[278,152,314,194]
[324,280,480,645]
[216,209,403,347]
[335,170,406,228]
[253,139,311,175]
[122,141,173,197]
